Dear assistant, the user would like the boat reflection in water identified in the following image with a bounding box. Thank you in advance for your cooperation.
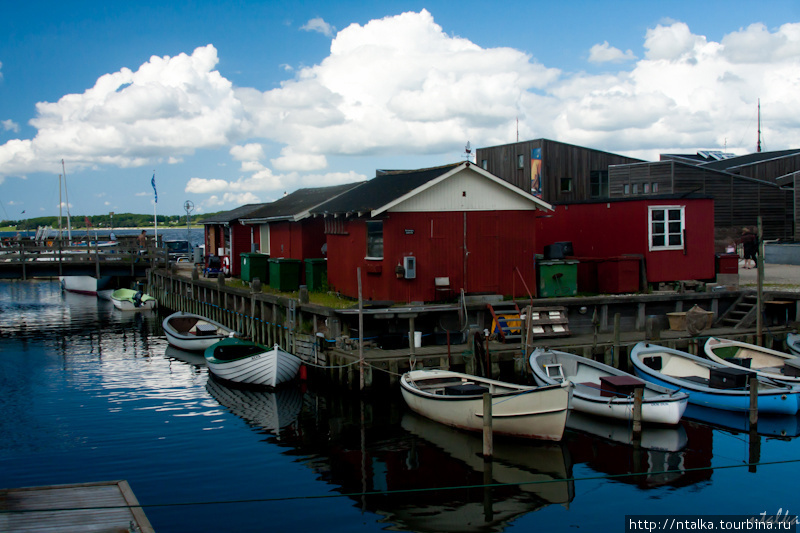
[564,411,712,489]
[205,376,303,439]
[164,345,207,368]
[684,404,800,439]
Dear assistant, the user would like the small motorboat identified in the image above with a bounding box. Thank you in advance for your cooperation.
[704,337,800,384]
[205,338,302,388]
[399,369,572,441]
[630,342,799,415]
[530,347,688,425]
[162,311,238,351]
[786,332,800,357]
[110,288,157,311]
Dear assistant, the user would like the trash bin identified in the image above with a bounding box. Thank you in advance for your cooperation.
[269,258,302,291]
[304,258,327,291]
[241,253,269,283]
[715,253,739,274]
[537,260,578,297]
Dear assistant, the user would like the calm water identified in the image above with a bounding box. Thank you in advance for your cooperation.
[2,280,800,532]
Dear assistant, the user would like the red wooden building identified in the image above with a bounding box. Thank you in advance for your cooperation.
[535,195,715,291]
[309,162,552,302]
[199,203,266,277]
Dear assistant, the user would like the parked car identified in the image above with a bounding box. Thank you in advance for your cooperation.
[164,239,191,262]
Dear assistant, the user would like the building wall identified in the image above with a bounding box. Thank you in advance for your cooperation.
[475,139,642,203]
[325,210,538,302]
[535,198,715,283]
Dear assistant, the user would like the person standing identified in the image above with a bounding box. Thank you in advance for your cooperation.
[138,230,147,248]
[740,228,758,269]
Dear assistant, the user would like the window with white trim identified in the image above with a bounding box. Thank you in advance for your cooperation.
[366,220,384,259]
[649,205,685,251]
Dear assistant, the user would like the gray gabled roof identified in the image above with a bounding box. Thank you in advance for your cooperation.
[241,183,363,223]
[310,163,462,216]
[197,203,266,225]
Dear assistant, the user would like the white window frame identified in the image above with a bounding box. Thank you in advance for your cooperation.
[648,205,685,251]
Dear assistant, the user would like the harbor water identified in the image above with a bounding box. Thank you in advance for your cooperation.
[2,278,800,532]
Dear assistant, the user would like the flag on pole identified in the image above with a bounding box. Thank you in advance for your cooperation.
[151,173,158,203]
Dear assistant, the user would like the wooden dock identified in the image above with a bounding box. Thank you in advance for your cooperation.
[0,480,155,533]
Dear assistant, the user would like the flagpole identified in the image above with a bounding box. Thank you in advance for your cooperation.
[152,171,158,246]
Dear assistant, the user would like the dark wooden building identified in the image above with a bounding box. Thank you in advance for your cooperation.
[474,139,644,203]
[609,160,793,240]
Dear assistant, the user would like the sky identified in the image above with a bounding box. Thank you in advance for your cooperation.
[1,1,799,219]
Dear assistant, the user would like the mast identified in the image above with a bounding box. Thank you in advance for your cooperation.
[58,174,63,241]
[62,159,72,241]
[757,99,762,153]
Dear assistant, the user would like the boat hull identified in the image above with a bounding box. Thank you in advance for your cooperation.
[205,339,302,388]
[529,348,688,425]
[400,369,571,441]
[60,275,113,295]
[630,342,799,415]
[162,312,238,351]
[110,289,157,311]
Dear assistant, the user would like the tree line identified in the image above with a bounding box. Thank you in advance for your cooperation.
[4,212,223,231]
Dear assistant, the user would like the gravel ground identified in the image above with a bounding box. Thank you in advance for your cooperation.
[738,259,800,291]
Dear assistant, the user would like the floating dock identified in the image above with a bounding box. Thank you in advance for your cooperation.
[0,480,155,533]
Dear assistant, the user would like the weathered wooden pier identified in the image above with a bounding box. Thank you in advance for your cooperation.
[149,268,800,392]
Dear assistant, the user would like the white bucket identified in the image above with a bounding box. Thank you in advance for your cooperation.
[413,331,422,348]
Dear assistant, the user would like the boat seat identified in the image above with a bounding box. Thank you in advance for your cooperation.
[682,376,709,385]
[544,363,565,382]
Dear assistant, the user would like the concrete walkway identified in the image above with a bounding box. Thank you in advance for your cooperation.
[738,259,800,291]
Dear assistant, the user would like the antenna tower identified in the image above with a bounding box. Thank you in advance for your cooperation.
[757,99,762,153]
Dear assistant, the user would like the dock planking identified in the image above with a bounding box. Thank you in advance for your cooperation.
[0,480,154,533]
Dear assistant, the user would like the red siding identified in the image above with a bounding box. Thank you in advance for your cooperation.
[325,210,538,302]
[535,199,715,283]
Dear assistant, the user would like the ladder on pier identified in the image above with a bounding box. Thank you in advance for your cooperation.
[487,302,523,343]
[717,293,759,328]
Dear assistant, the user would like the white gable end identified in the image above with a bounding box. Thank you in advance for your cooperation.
[387,167,543,213]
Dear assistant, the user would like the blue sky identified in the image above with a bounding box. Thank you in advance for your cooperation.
[1,1,799,219]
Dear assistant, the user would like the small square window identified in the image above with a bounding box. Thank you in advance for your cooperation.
[517,154,524,169]
[652,182,658,193]
[481,159,488,170]
[624,184,630,195]
[643,183,650,193]
[632,183,639,194]
[560,177,573,192]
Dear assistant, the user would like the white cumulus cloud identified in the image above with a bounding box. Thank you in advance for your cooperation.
[301,17,336,37]
[589,41,637,63]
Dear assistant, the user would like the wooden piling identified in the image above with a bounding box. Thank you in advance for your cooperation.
[632,386,643,436]
[749,375,758,427]
[482,392,493,458]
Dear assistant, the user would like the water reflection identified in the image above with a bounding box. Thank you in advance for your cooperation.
[564,411,711,489]
[206,377,304,439]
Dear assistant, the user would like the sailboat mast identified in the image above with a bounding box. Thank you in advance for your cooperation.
[58,174,63,242]
[62,159,72,241]
[757,99,762,153]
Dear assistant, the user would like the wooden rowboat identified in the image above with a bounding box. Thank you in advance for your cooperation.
[205,338,301,388]
[630,342,799,415]
[530,347,688,425]
[162,311,238,352]
[704,337,800,384]
[400,369,571,441]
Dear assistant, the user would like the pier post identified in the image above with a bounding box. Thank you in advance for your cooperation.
[482,392,493,458]
[632,386,643,436]
[749,376,758,427]
[611,313,620,367]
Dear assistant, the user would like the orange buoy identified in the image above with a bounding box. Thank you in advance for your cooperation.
[299,365,307,381]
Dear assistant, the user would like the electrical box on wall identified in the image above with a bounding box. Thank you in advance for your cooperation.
[403,256,416,279]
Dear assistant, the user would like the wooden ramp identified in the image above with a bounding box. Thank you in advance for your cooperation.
[0,480,154,533]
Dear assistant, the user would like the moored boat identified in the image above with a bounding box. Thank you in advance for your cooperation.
[60,275,114,295]
[786,332,800,357]
[110,288,157,311]
[704,337,800,384]
[530,347,688,425]
[630,342,799,415]
[204,338,301,388]
[162,311,238,351]
[399,369,571,441]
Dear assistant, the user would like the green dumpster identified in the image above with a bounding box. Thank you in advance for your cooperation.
[304,258,327,291]
[269,258,302,291]
[240,253,269,283]
[537,260,578,297]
